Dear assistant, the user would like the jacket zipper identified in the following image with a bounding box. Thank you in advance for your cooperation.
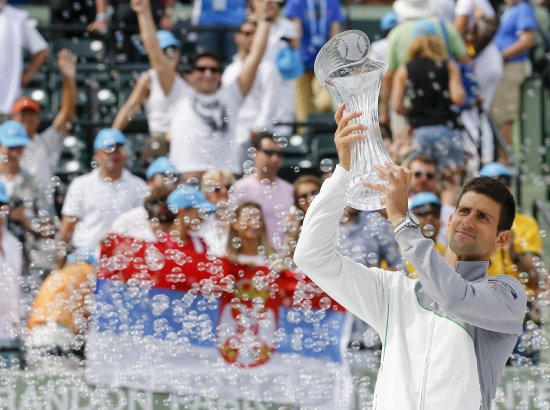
[419,310,436,409]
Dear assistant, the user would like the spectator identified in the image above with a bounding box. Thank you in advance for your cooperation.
[380,0,470,135]
[391,20,466,200]
[59,129,148,261]
[167,184,216,252]
[226,201,275,266]
[0,180,24,368]
[370,11,398,62]
[405,191,446,277]
[112,30,181,166]
[131,0,272,180]
[110,156,179,240]
[407,154,455,245]
[490,0,537,165]
[285,0,345,124]
[232,132,293,251]
[191,0,245,63]
[13,49,77,186]
[222,20,283,166]
[0,0,49,119]
[200,168,236,257]
[88,0,175,63]
[0,121,55,270]
[284,174,321,256]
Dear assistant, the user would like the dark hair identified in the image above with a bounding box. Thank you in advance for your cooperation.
[252,130,276,149]
[457,176,516,232]
[407,154,437,169]
[239,19,257,32]
[190,50,223,69]
[293,174,322,208]
[144,184,177,224]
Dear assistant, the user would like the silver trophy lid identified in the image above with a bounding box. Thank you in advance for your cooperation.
[314,30,371,87]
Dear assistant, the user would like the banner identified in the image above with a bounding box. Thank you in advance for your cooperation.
[86,234,353,409]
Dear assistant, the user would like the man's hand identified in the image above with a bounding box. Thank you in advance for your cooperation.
[58,49,77,79]
[363,162,411,226]
[334,104,367,171]
[87,19,108,34]
[131,0,151,14]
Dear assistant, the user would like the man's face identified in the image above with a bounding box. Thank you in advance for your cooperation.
[95,144,126,175]
[235,22,256,55]
[254,138,284,177]
[188,56,222,95]
[262,0,281,20]
[13,110,40,139]
[409,160,438,194]
[0,145,25,164]
[447,191,510,261]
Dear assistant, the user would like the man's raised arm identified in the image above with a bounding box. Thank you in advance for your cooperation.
[131,0,175,96]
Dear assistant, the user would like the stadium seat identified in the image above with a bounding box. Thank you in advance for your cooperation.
[52,37,107,64]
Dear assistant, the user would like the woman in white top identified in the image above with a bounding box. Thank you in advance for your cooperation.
[226,202,275,267]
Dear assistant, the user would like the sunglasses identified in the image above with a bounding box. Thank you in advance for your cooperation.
[260,149,284,158]
[413,171,436,180]
[298,190,320,200]
[163,46,178,57]
[193,66,222,73]
[412,204,441,217]
[214,183,232,192]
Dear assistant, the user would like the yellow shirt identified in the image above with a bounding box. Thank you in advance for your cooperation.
[488,213,542,291]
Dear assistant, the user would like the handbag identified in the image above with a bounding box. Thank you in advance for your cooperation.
[464,6,499,56]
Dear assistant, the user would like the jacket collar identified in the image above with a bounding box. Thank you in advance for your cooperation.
[454,260,489,282]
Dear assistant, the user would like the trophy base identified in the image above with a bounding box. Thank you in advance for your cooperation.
[345,177,387,211]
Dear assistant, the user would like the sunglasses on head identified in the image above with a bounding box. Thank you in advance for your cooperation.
[298,189,320,201]
[214,183,232,192]
[260,149,284,158]
[193,66,222,73]
[413,171,436,180]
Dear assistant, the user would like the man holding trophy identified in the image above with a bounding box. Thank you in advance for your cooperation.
[294,31,526,409]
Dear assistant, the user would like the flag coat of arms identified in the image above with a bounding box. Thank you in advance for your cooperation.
[86,234,353,408]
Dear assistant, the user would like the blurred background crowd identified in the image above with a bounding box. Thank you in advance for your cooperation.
[1,0,550,397]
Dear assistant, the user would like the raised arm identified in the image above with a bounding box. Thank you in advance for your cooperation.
[53,49,77,135]
[88,0,108,34]
[390,65,409,116]
[237,18,272,97]
[112,72,151,130]
[22,48,49,88]
[131,0,175,95]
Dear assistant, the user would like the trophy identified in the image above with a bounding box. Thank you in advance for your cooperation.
[314,30,392,211]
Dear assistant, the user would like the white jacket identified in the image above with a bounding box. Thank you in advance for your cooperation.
[294,165,526,410]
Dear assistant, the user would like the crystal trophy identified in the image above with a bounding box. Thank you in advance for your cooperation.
[314,30,392,210]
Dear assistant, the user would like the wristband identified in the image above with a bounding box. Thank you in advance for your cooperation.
[95,13,107,21]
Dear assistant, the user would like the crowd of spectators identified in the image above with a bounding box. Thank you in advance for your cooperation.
[0,0,549,395]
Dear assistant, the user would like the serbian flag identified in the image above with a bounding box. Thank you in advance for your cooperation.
[86,234,352,408]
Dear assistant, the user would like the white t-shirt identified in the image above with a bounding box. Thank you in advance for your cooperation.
[109,205,155,241]
[222,57,282,145]
[199,213,229,257]
[143,69,172,134]
[236,253,266,267]
[168,76,244,174]
[0,229,23,343]
[0,176,16,197]
[62,168,148,252]
[455,0,496,29]
[21,125,64,186]
[370,38,390,63]
[0,5,48,114]
[264,17,299,63]
[436,0,457,22]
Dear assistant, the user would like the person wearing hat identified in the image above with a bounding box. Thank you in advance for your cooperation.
[379,0,471,133]
[285,0,345,125]
[59,128,147,264]
[0,1,49,119]
[110,156,180,240]
[131,0,272,180]
[0,121,55,269]
[480,162,542,293]
[0,178,24,367]
[167,184,216,254]
[222,20,285,167]
[112,30,181,166]
[12,49,77,186]
[370,11,399,62]
[405,191,446,277]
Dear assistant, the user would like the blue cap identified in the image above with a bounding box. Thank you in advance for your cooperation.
[0,180,9,204]
[0,120,30,148]
[146,156,179,180]
[93,128,126,152]
[157,30,180,50]
[167,184,217,214]
[479,162,513,178]
[66,248,97,265]
[412,19,438,37]
[380,12,398,31]
[276,47,305,80]
[409,192,441,210]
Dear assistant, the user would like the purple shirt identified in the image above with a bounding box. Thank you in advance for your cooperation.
[232,175,294,250]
